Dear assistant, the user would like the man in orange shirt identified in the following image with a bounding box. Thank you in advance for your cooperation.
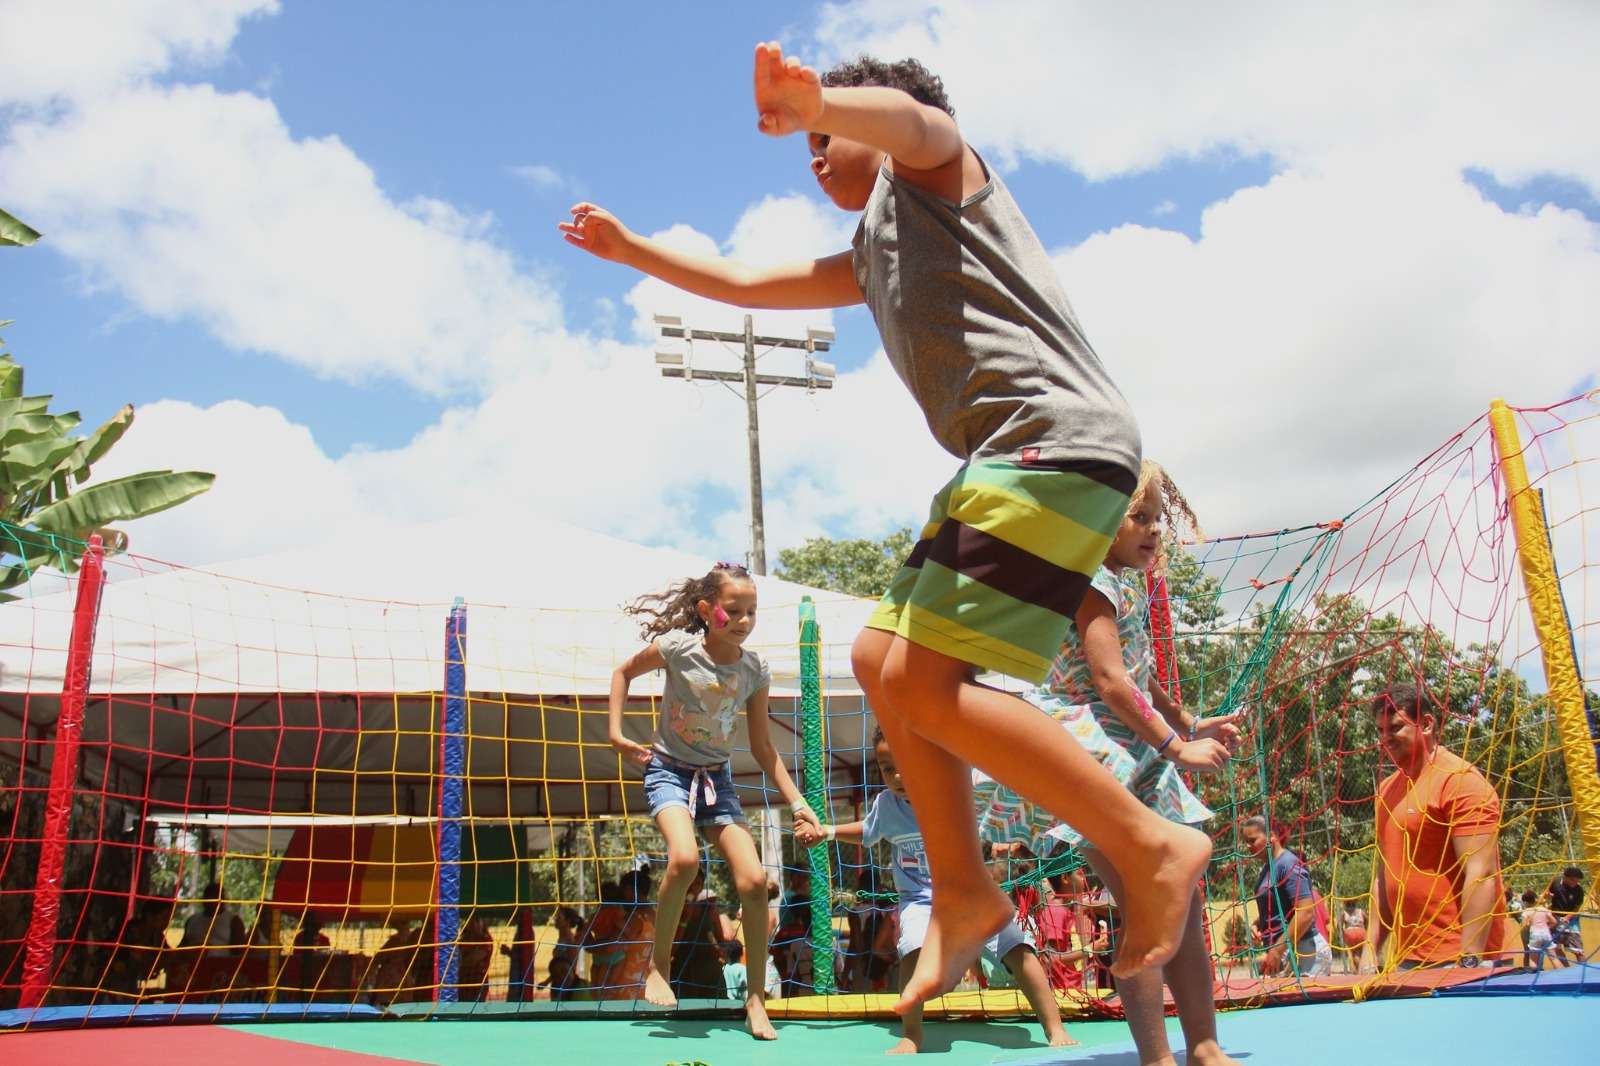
[1368,683,1510,969]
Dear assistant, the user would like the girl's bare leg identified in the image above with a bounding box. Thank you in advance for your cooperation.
[706,821,778,1040]
[1084,848,1239,1066]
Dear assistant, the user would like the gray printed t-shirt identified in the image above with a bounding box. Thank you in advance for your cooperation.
[851,156,1140,471]
[651,629,771,767]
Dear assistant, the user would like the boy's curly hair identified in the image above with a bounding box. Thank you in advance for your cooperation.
[624,562,753,640]
[820,56,954,117]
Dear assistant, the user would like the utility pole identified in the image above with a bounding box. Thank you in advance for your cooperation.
[653,313,835,574]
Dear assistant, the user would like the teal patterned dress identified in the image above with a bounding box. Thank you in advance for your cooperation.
[974,567,1213,854]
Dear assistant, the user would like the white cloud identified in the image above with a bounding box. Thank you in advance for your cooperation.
[0,0,277,109]
[1053,164,1600,537]
[0,84,565,395]
[509,164,567,190]
[813,1,1600,191]
[1151,199,1177,217]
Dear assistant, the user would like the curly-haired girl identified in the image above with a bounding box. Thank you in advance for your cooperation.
[609,562,822,1040]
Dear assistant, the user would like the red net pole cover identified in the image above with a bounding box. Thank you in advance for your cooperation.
[18,535,108,1010]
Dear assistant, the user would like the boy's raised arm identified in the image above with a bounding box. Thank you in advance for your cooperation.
[754,41,963,172]
[560,203,861,310]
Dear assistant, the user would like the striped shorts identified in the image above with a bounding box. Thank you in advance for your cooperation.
[866,458,1136,683]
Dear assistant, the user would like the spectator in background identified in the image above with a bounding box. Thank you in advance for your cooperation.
[372,919,424,1005]
[1368,683,1512,970]
[545,954,592,1001]
[1338,900,1368,974]
[775,867,814,995]
[550,906,584,978]
[1242,816,1331,978]
[1035,873,1091,991]
[106,898,175,996]
[1547,866,1586,964]
[722,940,749,1000]
[181,883,245,957]
[584,868,656,999]
[1521,891,1557,971]
[456,912,494,1000]
[672,866,727,999]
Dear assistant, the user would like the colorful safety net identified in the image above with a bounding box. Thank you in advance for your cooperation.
[0,394,1595,1027]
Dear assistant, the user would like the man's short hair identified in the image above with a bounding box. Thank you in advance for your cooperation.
[1563,865,1584,881]
[1371,682,1433,722]
[1242,815,1268,835]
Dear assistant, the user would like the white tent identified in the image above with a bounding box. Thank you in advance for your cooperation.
[0,515,880,819]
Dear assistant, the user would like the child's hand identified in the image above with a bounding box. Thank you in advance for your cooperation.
[1171,736,1229,773]
[1195,711,1245,753]
[609,733,653,767]
[792,804,824,845]
[754,41,823,137]
[559,202,633,262]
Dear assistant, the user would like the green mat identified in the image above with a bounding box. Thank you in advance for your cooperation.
[230,1016,1172,1065]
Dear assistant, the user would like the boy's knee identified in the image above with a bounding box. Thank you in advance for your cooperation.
[733,871,767,900]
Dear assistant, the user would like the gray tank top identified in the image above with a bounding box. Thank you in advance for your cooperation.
[851,156,1140,471]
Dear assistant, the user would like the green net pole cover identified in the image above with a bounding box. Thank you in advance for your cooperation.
[798,596,835,994]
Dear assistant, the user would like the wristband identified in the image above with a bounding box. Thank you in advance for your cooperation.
[792,799,812,813]
[824,825,836,841]
[1156,731,1179,758]
[1188,718,1200,742]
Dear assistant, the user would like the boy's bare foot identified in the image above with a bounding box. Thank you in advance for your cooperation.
[886,1036,920,1055]
[1187,1041,1242,1066]
[744,992,778,1040]
[1046,1030,1079,1048]
[894,886,1013,1014]
[1110,823,1212,978]
[643,963,677,1008]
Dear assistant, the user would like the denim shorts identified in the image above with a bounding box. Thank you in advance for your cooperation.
[643,755,746,827]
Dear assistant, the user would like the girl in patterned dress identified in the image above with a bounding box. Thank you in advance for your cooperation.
[982,460,1244,1066]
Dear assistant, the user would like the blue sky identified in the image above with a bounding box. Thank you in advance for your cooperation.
[1,0,1597,582]
[3,0,1298,457]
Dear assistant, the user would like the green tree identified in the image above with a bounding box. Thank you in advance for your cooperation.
[775,527,915,598]
[1,226,214,594]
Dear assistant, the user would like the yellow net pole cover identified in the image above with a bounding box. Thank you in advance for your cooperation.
[1488,397,1600,890]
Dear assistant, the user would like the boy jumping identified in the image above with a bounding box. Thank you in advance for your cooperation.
[561,42,1212,1014]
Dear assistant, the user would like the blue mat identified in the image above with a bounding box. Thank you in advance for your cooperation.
[0,1001,382,1031]
[1000,996,1599,1064]
[1434,961,1599,996]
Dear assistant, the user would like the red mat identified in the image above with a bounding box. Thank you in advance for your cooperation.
[3,1025,429,1066]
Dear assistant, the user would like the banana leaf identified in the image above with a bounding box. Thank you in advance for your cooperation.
[70,403,135,479]
[26,470,215,536]
[0,209,41,247]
